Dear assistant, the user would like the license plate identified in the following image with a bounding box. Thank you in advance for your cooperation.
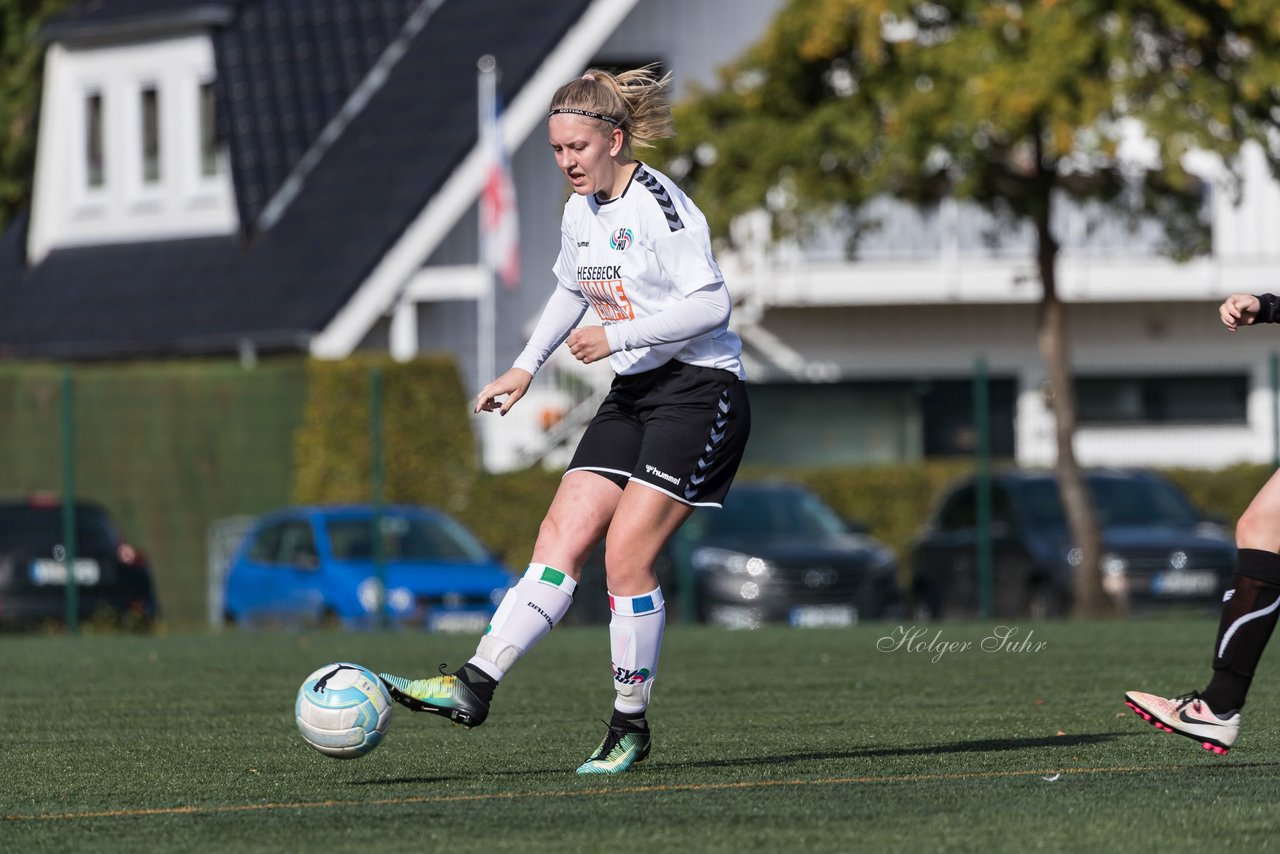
[707,606,763,630]
[426,610,491,633]
[29,559,101,586]
[1150,570,1217,597]
[789,604,857,628]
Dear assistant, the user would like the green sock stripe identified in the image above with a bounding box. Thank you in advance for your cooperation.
[525,563,576,594]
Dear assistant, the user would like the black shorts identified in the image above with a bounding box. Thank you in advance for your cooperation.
[567,361,751,507]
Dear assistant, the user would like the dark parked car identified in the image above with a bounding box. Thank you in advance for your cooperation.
[575,482,902,628]
[223,504,516,630]
[0,496,157,629]
[682,482,903,628]
[910,468,1237,619]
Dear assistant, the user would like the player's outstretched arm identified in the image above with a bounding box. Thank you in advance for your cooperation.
[475,368,533,415]
[1221,293,1262,331]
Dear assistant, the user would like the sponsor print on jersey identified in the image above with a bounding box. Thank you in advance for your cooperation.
[580,276,634,322]
[610,227,634,251]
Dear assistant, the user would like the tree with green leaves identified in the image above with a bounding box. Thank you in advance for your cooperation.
[659,0,1280,618]
[1,0,73,234]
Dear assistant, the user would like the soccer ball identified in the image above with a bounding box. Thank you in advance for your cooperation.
[295,662,392,759]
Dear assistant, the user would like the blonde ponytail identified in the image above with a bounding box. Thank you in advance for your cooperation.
[548,64,675,151]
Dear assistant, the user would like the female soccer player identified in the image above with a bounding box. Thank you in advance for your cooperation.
[1125,292,1280,755]
[380,66,750,774]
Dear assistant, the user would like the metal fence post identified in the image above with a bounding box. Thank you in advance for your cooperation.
[974,355,993,619]
[370,366,387,629]
[61,368,79,634]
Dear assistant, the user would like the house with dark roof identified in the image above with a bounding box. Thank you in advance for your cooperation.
[0,0,785,469]
[7,0,1280,473]
[2,0,608,363]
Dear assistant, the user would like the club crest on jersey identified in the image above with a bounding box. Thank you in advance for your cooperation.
[610,227,634,251]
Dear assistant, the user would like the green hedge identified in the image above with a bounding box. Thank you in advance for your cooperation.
[1160,464,1274,529]
[292,354,477,511]
[454,467,565,568]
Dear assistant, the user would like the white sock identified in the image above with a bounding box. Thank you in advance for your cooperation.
[468,564,576,680]
[609,587,666,714]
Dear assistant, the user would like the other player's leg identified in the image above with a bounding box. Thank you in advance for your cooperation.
[1126,467,1280,753]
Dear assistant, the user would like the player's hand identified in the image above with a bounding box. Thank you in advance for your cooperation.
[1220,293,1261,331]
[474,368,533,415]
[566,326,612,365]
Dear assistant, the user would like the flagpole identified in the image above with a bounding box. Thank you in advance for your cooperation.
[477,55,497,402]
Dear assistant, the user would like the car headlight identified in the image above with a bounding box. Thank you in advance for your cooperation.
[1065,547,1127,575]
[388,587,414,612]
[357,577,385,613]
[691,547,772,577]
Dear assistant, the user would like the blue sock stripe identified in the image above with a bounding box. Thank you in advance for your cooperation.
[610,588,664,616]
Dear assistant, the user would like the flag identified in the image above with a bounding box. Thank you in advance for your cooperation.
[481,83,520,289]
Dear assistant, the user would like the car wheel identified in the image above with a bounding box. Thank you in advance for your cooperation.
[118,610,154,634]
[911,583,938,621]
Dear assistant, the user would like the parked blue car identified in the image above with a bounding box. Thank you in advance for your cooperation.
[223,504,516,630]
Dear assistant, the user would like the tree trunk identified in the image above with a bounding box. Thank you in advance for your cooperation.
[1032,208,1121,619]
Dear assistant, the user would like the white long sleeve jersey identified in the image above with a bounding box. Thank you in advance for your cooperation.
[513,162,745,380]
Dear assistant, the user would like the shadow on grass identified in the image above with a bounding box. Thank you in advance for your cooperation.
[672,732,1133,770]
[346,733,1134,786]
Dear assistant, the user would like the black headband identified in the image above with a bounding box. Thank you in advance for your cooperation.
[548,107,622,126]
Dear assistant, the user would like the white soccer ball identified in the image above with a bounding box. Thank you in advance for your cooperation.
[295,662,392,759]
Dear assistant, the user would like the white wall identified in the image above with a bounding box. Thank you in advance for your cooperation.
[752,299,1279,468]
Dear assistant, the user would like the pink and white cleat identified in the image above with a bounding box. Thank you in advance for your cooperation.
[1124,690,1240,754]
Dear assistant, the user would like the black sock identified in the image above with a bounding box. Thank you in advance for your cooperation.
[454,663,498,705]
[609,707,648,733]
[1201,548,1280,713]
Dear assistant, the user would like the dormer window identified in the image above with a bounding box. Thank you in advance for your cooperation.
[140,84,161,184]
[27,33,237,263]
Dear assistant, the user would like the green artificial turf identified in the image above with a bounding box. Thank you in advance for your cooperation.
[3,617,1277,852]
